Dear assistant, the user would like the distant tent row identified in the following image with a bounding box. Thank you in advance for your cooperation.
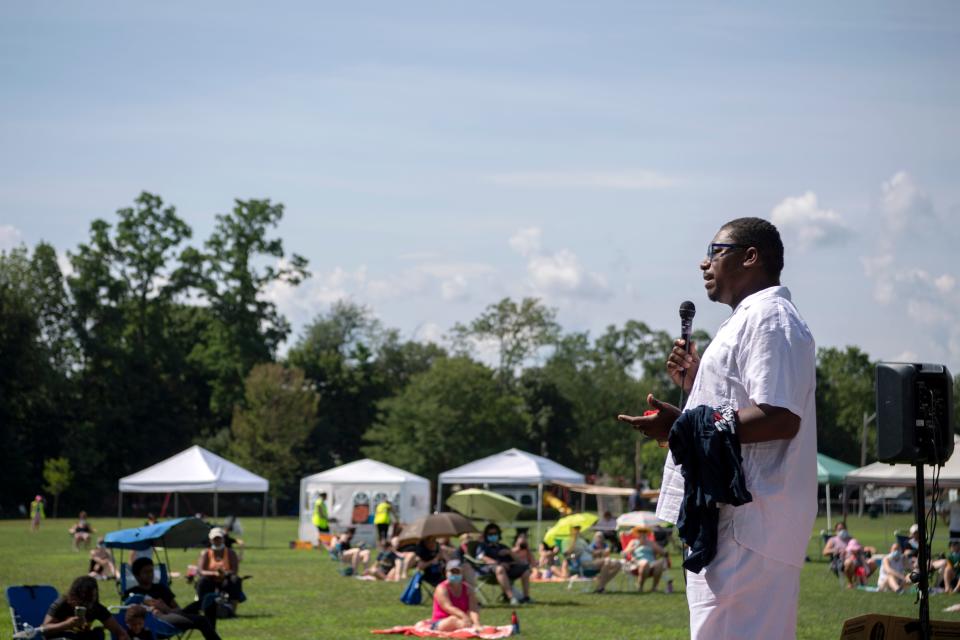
[120,443,956,550]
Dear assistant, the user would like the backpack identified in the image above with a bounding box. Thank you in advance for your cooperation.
[400,572,423,605]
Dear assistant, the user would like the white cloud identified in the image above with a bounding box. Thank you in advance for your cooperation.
[440,275,469,301]
[0,225,23,250]
[881,171,934,231]
[770,191,851,250]
[488,169,678,190]
[861,172,960,367]
[508,227,610,300]
[508,227,541,258]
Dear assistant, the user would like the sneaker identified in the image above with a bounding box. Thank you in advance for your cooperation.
[520,595,534,604]
[509,596,521,606]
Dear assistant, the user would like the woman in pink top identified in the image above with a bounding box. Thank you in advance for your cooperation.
[431,559,480,632]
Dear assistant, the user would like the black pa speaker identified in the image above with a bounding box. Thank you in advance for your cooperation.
[876,362,954,465]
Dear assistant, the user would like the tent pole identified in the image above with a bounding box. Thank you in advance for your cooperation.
[118,491,122,528]
[174,493,179,518]
[536,483,543,547]
[825,482,832,531]
[435,481,443,513]
[261,491,267,549]
[214,491,219,519]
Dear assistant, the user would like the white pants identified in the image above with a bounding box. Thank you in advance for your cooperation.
[685,517,801,640]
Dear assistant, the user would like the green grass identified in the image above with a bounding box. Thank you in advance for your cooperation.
[1,515,958,639]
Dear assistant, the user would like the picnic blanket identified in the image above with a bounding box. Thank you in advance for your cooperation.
[372,621,514,638]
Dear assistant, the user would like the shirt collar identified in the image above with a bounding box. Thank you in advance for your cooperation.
[732,285,791,315]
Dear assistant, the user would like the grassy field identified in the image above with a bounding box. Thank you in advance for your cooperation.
[1,515,958,639]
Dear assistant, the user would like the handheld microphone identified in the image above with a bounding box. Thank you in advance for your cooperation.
[678,301,696,408]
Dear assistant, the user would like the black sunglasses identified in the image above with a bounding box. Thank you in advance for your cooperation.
[706,242,748,261]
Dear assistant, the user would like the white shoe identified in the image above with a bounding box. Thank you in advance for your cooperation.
[509,596,521,605]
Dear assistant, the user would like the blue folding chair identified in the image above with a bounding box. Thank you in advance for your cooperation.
[118,561,170,596]
[5,585,58,638]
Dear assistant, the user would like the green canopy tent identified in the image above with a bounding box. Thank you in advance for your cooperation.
[817,453,856,530]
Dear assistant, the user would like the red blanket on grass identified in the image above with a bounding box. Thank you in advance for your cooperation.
[372,620,514,638]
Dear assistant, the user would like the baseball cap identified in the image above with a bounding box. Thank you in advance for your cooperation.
[445,559,462,571]
[208,527,226,540]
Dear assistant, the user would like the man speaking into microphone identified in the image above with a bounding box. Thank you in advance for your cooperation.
[618,217,816,639]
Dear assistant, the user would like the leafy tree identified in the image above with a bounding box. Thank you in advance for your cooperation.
[363,357,525,482]
[451,297,560,380]
[66,193,205,501]
[230,363,318,514]
[0,245,75,513]
[288,301,444,470]
[816,346,875,464]
[191,199,309,421]
[43,457,74,517]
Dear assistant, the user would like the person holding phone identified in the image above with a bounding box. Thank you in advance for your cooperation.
[42,575,129,639]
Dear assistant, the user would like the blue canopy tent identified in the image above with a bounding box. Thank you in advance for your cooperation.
[105,517,211,593]
[105,516,211,551]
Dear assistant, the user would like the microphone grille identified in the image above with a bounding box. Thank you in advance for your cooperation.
[679,300,696,319]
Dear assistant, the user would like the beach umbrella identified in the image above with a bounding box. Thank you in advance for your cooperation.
[543,512,598,546]
[447,489,523,522]
[616,511,664,530]
[397,512,478,546]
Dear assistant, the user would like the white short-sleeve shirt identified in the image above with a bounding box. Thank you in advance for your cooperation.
[655,286,818,568]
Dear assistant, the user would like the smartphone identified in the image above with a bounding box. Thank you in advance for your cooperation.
[75,605,86,622]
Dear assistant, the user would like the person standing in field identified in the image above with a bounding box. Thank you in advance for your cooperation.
[30,494,45,531]
[619,217,816,639]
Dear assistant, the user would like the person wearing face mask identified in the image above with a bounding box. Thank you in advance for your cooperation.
[476,523,532,605]
[429,560,480,631]
[877,543,908,593]
[196,528,243,614]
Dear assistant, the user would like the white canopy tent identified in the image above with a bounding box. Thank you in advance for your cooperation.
[845,436,960,489]
[297,459,430,543]
[437,448,585,540]
[118,445,269,545]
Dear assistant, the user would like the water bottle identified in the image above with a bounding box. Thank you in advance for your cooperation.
[511,610,520,634]
[666,578,674,594]
[14,623,39,639]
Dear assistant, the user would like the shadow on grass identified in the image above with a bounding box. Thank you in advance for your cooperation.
[228,613,275,620]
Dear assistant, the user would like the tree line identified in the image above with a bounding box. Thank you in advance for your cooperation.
[2,192,957,517]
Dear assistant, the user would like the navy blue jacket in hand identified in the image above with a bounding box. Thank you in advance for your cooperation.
[668,404,752,574]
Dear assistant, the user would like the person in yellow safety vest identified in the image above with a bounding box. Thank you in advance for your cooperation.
[313,492,329,535]
[374,500,396,544]
[30,494,45,531]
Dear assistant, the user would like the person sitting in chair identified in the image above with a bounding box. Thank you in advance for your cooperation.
[196,527,243,616]
[585,531,623,593]
[476,523,532,605]
[877,543,909,593]
[363,539,403,581]
[43,575,129,640]
[415,535,447,587]
[623,526,667,592]
[70,511,95,551]
[430,560,480,632]
[125,557,221,640]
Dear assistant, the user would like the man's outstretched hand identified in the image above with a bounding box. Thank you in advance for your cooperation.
[617,394,681,442]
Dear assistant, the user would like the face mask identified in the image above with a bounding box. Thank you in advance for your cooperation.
[448,573,463,584]
[211,543,225,551]
[486,534,499,543]
[892,551,901,559]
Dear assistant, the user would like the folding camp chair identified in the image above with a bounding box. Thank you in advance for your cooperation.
[6,585,58,638]
[109,597,186,640]
[460,540,502,605]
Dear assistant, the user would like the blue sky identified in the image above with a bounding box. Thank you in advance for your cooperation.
[1,2,958,372]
